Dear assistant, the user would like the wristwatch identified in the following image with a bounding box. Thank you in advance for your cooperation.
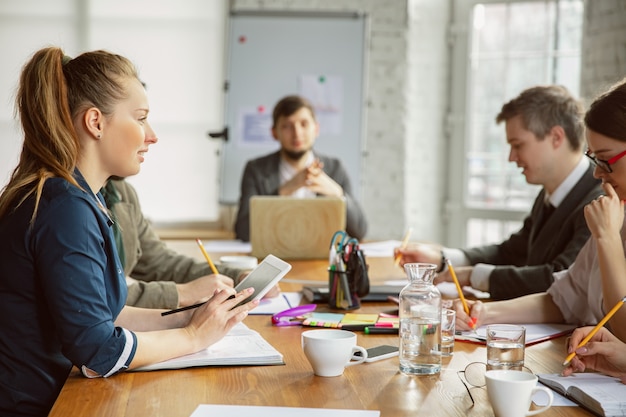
[437,250,446,273]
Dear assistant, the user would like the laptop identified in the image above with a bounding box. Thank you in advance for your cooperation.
[249,196,346,260]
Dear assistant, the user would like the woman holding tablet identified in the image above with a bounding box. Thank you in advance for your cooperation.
[0,47,258,416]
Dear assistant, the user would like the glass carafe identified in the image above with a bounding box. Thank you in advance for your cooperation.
[399,263,442,375]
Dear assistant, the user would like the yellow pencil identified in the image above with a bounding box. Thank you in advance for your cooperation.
[563,296,626,366]
[196,238,219,275]
[447,259,477,329]
[394,227,413,266]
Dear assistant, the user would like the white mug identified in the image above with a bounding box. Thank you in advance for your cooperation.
[485,370,553,417]
[301,330,368,377]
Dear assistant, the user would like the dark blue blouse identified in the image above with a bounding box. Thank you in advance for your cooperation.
[0,170,136,416]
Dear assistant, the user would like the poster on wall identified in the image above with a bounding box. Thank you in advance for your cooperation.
[237,106,274,147]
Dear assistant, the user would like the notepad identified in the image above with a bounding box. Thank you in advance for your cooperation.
[538,373,626,416]
[301,312,397,330]
[135,323,283,371]
[455,323,575,346]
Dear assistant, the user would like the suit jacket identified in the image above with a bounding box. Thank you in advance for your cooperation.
[462,165,602,300]
[109,180,247,309]
[234,151,368,241]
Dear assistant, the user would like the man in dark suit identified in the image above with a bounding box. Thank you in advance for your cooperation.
[234,95,367,241]
[396,85,603,300]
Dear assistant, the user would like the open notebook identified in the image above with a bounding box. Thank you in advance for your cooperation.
[538,373,626,417]
[135,323,283,371]
[250,196,346,260]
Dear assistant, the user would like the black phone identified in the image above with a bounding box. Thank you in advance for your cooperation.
[353,345,399,363]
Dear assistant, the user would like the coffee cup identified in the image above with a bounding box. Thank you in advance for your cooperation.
[219,255,258,270]
[301,329,368,377]
[485,370,553,417]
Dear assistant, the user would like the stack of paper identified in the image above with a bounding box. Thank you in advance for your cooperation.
[136,323,284,371]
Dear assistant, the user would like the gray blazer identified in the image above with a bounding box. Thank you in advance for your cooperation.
[109,180,247,309]
[234,151,367,241]
[462,165,602,300]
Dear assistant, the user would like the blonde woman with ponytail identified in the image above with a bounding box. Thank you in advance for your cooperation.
[0,47,257,416]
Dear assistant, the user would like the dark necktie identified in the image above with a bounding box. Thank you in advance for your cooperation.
[536,202,556,231]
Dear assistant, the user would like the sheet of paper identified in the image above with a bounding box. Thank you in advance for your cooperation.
[191,404,380,417]
[358,240,402,257]
[455,323,576,345]
[249,292,303,315]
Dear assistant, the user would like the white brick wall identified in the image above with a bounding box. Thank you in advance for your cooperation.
[580,0,626,102]
[230,0,450,241]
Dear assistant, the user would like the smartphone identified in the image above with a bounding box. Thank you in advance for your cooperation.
[353,345,399,363]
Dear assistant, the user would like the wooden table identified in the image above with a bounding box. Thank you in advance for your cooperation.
[50,255,590,417]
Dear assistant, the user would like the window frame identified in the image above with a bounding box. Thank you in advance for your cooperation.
[446,0,583,248]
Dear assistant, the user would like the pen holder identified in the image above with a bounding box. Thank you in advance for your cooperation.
[328,232,370,310]
[328,268,360,310]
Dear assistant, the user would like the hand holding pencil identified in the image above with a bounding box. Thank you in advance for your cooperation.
[393,227,413,266]
[447,259,478,329]
[562,325,626,383]
[393,231,444,268]
[562,296,626,366]
[161,239,224,316]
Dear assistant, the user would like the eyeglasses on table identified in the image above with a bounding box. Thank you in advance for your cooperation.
[456,361,534,406]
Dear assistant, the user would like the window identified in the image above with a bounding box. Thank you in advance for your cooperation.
[0,0,227,223]
[447,0,584,247]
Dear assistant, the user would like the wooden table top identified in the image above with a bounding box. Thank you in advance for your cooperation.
[49,254,591,417]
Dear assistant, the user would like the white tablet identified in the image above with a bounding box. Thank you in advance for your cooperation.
[234,254,292,307]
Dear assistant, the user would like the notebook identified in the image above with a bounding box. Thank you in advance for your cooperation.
[135,323,284,371]
[538,372,626,417]
[249,196,346,260]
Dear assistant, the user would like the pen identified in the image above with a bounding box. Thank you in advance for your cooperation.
[364,326,399,335]
[563,296,626,366]
[394,227,413,266]
[161,294,236,317]
[282,293,293,309]
[161,301,207,316]
[447,259,477,329]
[196,238,219,275]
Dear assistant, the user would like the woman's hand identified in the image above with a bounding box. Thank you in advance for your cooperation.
[453,299,483,331]
[584,183,624,240]
[562,326,626,383]
[176,274,234,307]
[184,287,259,352]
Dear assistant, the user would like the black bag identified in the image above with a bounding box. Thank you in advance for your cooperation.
[328,232,369,310]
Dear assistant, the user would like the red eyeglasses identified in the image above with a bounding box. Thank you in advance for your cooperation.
[585,148,626,173]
